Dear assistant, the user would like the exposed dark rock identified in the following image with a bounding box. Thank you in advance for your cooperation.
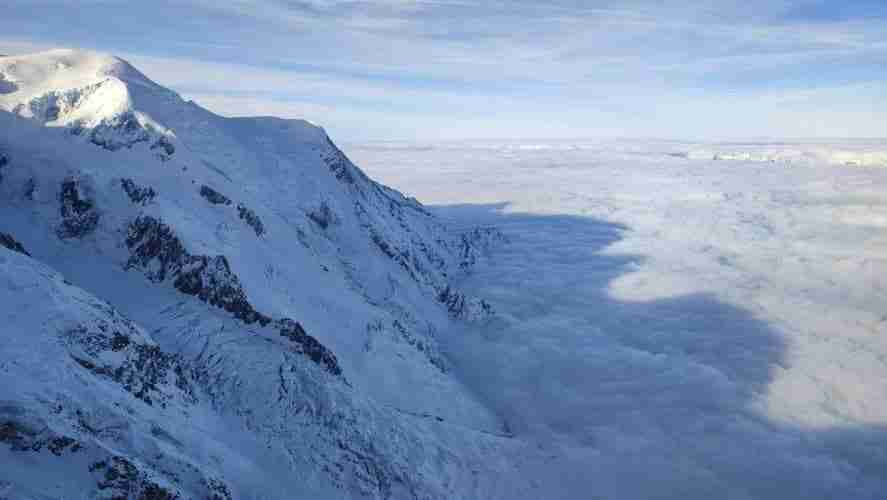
[66,320,196,408]
[204,478,233,500]
[125,216,270,326]
[124,216,187,283]
[0,151,7,184]
[151,135,176,156]
[199,185,231,206]
[110,332,131,351]
[322,137,357,184]
[370,229,418,282]
[47,436,80,456]
[124,217,341,375]
[86,111,152,151]
[437,285,493,319]
[276,319,342,376]
[0,420,81,455]
[0,232,30,256]
[308,201,336,229]
[93,456,180,499]
[0,421,37,451]
[237,203,265,237]
[357,195,499,322]
[456,226,505,270]
[57,177,99,239]
[174,255,271,326]
[391,320,447,373]
[121,178,157,205]
[24,178,36,200]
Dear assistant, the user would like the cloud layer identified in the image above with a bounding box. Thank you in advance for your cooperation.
[1,1,885,139]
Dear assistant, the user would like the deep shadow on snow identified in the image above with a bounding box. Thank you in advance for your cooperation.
[434,202,887,500]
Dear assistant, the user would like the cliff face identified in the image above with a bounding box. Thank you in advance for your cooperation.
[0,49,516,499]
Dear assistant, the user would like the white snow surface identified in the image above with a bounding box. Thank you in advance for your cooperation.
[346,138,887,499]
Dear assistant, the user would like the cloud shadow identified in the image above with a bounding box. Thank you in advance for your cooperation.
[432,202,887,500]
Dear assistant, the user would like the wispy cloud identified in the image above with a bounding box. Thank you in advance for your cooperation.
[1,1,885,139]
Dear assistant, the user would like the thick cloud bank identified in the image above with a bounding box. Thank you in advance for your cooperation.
[349,140,887,499]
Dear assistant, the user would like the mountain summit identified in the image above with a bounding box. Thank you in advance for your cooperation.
[0,49,513,499]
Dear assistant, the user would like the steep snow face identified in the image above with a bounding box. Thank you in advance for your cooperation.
[0,50,517,499]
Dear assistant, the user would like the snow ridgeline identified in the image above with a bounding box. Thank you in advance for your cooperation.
[0,49,517,499]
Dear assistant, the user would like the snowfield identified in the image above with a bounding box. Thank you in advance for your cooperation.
[347,139,887,499]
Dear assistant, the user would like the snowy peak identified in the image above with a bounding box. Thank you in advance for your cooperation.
[0,49,176,154]
[0,49,161,99]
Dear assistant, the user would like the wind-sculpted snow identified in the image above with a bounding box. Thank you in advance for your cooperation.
[0,49,517,498]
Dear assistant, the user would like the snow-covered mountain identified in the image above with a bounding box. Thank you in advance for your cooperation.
[0,49,516,499]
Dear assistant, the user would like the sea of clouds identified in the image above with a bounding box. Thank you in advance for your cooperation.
[348,139,887,499]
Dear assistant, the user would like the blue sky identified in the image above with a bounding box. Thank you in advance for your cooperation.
[1,0,885,140]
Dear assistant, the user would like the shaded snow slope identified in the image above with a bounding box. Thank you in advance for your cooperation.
[0,50,518,499]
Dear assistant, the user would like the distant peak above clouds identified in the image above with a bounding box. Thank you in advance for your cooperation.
[0,49,159,94]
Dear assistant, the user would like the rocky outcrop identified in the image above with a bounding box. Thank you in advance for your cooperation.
[0,232,29,256]
[0,150,7,184]
[199,185,232,206]
[437,285,493,321]
[69,336,194,409]
[308,201,337,230]
[90,456,179,499]
[17,80,104,124]
[0,420,82,456]
[237,203,265,237]
[125,215,270,326]
[175,255,272,325]
[200,187,265,236]
[151,135,176,156]
[121,178,157,205]
[124,215,342,376]
[391,319,447,373]
[456,227,505,270]
[63,299,198,408]
[57,177,99,239]
[322,137,360,184]
[81,111,154,152]
[276,319,342,376]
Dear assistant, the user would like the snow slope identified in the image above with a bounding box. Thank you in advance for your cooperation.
[0,49,520,499]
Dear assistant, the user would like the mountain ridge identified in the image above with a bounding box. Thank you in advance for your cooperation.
[0,48,521,499]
